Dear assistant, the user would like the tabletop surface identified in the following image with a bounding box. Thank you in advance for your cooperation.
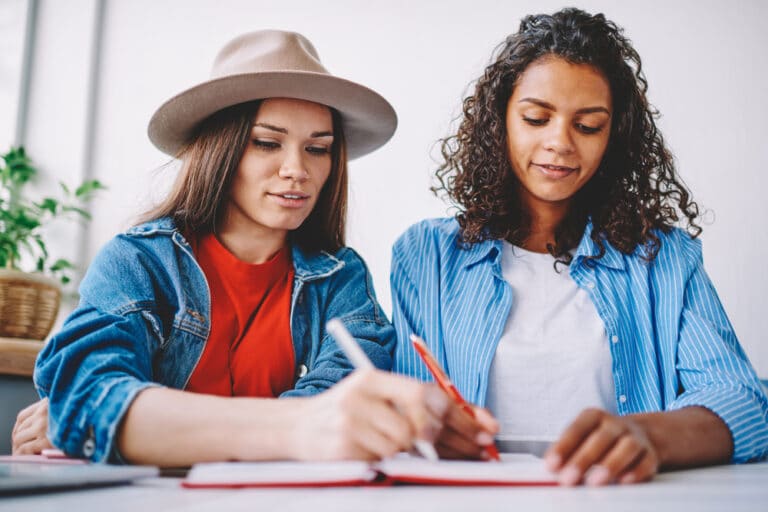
[1,461,766,512]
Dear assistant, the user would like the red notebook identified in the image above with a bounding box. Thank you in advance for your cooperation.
[182,453,557,488]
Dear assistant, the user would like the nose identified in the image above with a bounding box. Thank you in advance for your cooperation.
[277,147,309,182]
[543,120,575,156]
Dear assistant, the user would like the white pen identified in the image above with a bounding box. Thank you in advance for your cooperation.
[326,318,439,462]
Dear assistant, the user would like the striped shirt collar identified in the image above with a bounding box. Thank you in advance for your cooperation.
[458,220,626,271]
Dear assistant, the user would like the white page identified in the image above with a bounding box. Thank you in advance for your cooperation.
[184,461,376,486]
[376,453,556,484]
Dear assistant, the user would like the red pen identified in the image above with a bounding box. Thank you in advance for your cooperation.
[410,333,501,461]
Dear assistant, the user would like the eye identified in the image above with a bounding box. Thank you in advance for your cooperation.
[306,145,331,156]
[522,117,548,127]
[575,123,603,135]
[252,139,280,150]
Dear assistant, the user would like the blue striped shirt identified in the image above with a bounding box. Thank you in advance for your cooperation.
[391,218,768,462]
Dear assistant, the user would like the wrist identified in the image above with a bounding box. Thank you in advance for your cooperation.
[629,407,733,469]
[232,397,308,461]
[629,412,668,467]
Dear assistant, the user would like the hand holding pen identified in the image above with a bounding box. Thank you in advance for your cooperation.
[325,319,447,461]
[411,334,501,461]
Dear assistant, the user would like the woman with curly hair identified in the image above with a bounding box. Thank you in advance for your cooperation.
[391,8,768,485]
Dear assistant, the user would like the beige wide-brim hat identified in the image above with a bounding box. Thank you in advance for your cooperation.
[148,30,397,160]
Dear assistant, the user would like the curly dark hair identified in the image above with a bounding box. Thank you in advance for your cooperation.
[434,7,701,263]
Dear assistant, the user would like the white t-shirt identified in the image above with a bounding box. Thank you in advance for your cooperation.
[486,242,617,446]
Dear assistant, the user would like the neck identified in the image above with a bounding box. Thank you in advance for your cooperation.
[519,197,570,253]
[215,216,288,264]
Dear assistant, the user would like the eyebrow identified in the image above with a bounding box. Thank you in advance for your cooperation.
[518,98,610,115]
[253,123,334,138]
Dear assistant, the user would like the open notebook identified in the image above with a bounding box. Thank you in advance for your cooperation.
[183,453,557,488]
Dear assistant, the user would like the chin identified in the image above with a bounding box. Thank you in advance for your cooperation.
[531,189,577,203]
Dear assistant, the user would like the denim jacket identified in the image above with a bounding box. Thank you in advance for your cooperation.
[34,217,395,462]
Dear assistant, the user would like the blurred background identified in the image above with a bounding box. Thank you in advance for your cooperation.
[1,0,766,376]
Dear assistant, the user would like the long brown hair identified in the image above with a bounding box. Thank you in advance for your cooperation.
[434,8,700,263]
[143,100,348,253]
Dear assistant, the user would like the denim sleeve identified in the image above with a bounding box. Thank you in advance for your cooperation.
[281,248,395,397]
[33,237,166,463]
[668,240,768,462]
[34,306,162,463]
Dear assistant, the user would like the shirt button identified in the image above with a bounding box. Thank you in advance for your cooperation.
[297,364,308,378]
[586,282,596,289]
[619,395,627,403]
[611,335,619,344]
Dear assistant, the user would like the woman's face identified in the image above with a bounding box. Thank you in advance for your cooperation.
[225,97,334,240]
[505,56,612,214]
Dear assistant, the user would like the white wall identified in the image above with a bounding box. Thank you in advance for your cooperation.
[14,0,768,375]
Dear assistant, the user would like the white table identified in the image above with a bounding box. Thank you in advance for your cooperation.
[1,462,766,512]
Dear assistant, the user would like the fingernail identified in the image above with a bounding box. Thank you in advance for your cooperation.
[544,452,561,471]
[475,432,494,445]
[620,473,636,484]
[559,465,581,486]
[585,465,610,486]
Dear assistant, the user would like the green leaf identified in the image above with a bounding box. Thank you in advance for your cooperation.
[37,197,59,214]
[49,258,75,272]
[75,179,106,199]
[61,205,92,219]
[0,145,105,277]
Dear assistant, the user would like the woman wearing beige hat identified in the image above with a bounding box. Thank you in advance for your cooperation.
[12,30,453,466]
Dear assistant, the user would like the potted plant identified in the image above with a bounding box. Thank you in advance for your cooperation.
[0,146,104,340]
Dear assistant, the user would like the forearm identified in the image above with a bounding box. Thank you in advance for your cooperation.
[631,406,733,469]
[117,387,306,466]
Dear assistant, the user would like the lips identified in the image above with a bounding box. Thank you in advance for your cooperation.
[268,191,311,209]
[270,191,310,199]
[532,163,579,178]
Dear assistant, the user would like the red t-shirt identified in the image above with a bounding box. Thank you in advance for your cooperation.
[186,233,296,397]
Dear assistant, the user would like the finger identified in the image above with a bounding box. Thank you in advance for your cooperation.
[444,403,484,442]
[545,408,603,471]
[618,451,658,484]
[348,419,406,461]
[14,401,42,431]
[351,395,414,455]
[561,419,625,484]
[436,424,487,459]
[471,407,500,435]
[364,373,448,442]
[435,438,486,460]
[13,433,51,455]
[12,419,44,453]
[585,436,645,486]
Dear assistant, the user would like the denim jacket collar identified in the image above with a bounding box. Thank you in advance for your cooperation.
[124,217,345,280]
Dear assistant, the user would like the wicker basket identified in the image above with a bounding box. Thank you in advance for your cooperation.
[0,268,61,340]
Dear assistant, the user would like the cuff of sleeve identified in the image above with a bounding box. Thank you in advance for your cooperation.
[55,378,162,463]
[668,384,768,463]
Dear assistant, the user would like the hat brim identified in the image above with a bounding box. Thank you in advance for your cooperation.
[147,71,397,160]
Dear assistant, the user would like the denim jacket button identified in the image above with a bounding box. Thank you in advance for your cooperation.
[297,364,308,378]
[83,437,95,457]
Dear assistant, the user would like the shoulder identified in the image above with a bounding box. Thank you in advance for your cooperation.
[80,223,180,313]
[657,227,702,257]
[292,245,374,286]
[393,217,459,255]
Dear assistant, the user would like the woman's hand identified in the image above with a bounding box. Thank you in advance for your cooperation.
[434,405,499,460]
[545,408,659,486]
[12,398,54,455]
[293,369,450,461]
